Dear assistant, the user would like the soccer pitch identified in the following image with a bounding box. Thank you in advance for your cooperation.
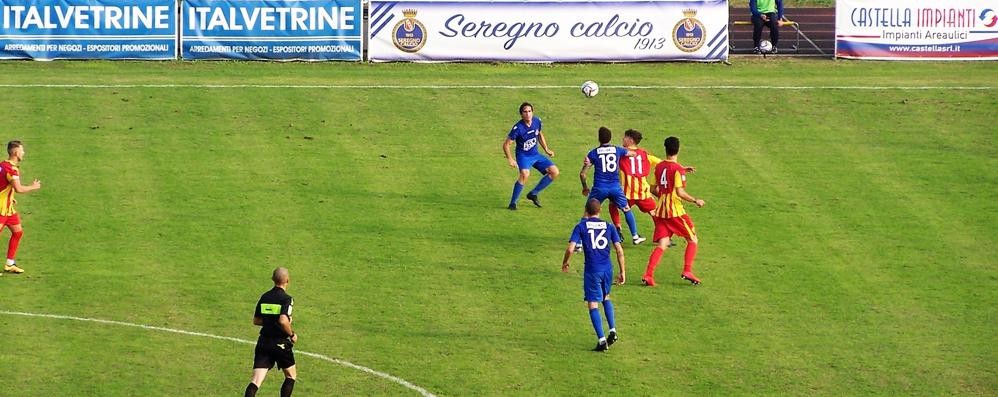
[0,59,995,396]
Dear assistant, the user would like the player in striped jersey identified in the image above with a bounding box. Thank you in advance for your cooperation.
[0,141,42,274]
[608,129,661,239]
[643,136,705,286]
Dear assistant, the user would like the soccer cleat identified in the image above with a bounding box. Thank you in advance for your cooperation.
[753,47,762,54]
[669,239,678,248]
[632,235,646,245]
[641,276,656,287]
[615,226,622,237]
[771,47,779,54]
[507,203,517,210]
[607,330,618,346]
[4,264,24,274]
[526,192,542,208]
[592,340,609,352]
[681,272,701,285]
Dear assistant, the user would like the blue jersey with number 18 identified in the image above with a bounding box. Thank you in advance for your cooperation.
[586,144,629,189]
[569,217,621,274]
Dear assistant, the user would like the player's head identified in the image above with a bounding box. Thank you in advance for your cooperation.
[7,141,23,161]
[664,136,681,156]
[585,198,601,216]
[624,129,642,146]
[519,102,533,122]
[598,126,612,144]
[272,267,290,287]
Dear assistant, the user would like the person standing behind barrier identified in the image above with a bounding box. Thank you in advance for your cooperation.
[750,0,784,53]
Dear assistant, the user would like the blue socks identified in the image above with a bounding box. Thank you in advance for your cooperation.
[530,175,554,196]
[510,182,524,206]
[602,300,616,330]
[624,210,639,238]
[589,308,604,339]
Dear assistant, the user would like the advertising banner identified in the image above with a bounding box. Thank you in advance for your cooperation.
[836,0,998,60]
[0,0,176,60]
[368,0,728,62]
[181,0,362,61]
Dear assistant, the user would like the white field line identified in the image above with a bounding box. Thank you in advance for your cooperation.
[0,310,436,397]
[0,84,993,90]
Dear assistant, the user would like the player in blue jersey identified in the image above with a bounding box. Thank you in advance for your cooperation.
[562,199,626,351]
[579,127,646,245]
[502,102,559,210]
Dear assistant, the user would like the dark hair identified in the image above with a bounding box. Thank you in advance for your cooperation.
[585,198,601,216]
[598,126,612,144]
[7,141,21,156]
[624,129,642,144]
[519,102,533,113]
[664,136,680,156]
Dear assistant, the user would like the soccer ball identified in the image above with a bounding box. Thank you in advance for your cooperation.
[581,81,599,98]
[760,40,774,53]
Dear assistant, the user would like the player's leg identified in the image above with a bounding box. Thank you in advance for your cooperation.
[246,342,275,397]
[602,274,617,346]
[509,164,531,209]
[608,202,622,235]
[614,191,643,244]
[3,217,24,273]
[280,365,297,397]
[526,158,557,207]
[642,218,671,286]
[751,13,764,51]
[678,215,701,285]
[767,12,780,48]
[583,273,607,350]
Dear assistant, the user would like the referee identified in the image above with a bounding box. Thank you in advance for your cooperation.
[245,267,298,397]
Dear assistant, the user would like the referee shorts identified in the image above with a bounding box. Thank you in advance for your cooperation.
[253,336,296,369]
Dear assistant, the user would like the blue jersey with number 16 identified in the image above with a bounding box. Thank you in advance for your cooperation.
[586,144,629,189]
[569,217,621,273]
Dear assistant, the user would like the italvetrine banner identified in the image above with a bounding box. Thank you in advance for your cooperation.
[368,0,728,62]
[181,0,362,61]
[836,0,998,60]
[0,0,176,60]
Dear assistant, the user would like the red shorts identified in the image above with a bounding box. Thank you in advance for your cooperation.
[653,214,696,242]
[629,198,656,213]
[0,213,20,227]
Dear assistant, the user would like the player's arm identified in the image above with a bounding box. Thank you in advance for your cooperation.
[613,242,626,285]
[562,242,576,272]
[253,316,263,326]
[675,186,705,208]
[579,160,592,196]
[277,314,297,343]
[538,131,555,157]
[502,138,517,169]
[10,175,40,193]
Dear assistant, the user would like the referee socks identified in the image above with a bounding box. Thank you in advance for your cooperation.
[281,378,296,397]
[244,383,258,397]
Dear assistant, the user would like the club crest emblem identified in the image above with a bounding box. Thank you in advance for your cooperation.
[393,9,427,53]
[673,9,706,52]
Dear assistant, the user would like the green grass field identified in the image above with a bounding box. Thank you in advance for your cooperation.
[0,59,995,396]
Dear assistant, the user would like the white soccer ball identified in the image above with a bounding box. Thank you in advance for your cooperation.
[581,80,599,98]
[760,40,773,53]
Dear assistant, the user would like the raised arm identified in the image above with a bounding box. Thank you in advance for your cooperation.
[11,177,40,193]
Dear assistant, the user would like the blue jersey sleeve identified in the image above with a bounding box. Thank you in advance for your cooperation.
[535,117,543,133]
[618,146,629,159]
[569,224,583,244]
[507,124,519,141]
[586,149,597,166]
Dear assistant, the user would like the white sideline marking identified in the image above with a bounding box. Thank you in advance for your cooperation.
[0,310,436,397]
[0,84,992,90]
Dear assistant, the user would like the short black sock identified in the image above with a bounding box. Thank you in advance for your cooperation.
[281,378,296,397]
[244,383,259,397]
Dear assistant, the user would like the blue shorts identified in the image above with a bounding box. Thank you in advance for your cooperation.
[516,154,555,173]
[588,186,629,209]
[583,271,613,302]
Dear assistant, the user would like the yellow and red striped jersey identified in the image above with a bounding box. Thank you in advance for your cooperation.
[0,160,20,216]
[619,147,661,200]
[652,160,687,219]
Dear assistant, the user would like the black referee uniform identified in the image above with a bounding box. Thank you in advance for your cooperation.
[253,286,296,369]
